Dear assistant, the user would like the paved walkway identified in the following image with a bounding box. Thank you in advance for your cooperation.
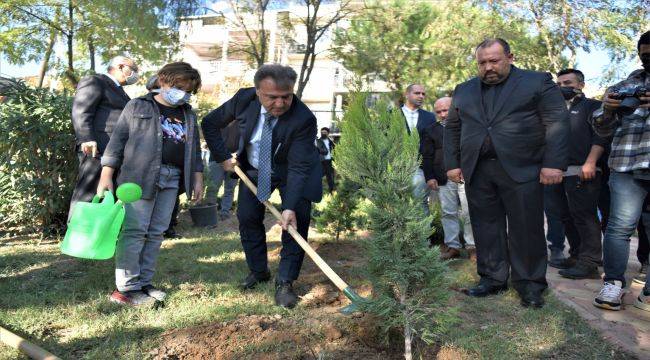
[548,239,650,359]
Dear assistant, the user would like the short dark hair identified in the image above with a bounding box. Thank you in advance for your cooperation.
[639,30,650,51]
[254,64,297,89]
[557,68,585,83]
[475,38,511,55]
[321,127,330,133]
[157,62,202,94]
[405,84,424,94]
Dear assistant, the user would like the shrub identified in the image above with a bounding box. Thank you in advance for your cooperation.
[314,178,360,241]
[334,93,455,360]
[0,81,76,235]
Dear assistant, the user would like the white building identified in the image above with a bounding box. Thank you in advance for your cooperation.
[177,1,385,133]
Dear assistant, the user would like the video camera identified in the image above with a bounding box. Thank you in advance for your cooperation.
[609,86,649,116]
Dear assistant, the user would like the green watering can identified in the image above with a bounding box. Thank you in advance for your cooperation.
[61,183,142,260]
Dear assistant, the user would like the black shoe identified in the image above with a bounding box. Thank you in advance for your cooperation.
[163,227,181,239]
[559,262,601,280]
[549,256,577,270]
[464,283,508,297]
[520,291,545,308]
[275,280,298,309]
[240,271,271,290]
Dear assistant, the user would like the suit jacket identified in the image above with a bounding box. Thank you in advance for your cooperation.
[420,121,447,185]
[401,108,437,181]
[202,87,323,210]
[443,66,569,184]
[71,74,131,152]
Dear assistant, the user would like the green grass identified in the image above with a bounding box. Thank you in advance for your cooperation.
[0,224,635,359]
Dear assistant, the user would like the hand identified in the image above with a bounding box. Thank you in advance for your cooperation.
[602,92,622,111]
[191,172,204,203]
[540,168,563,185]
[222,157,238,172]
[640,91,650,109]
[81,141,98,158]
[426,179,439,191]
[278,209,297,231]
[96,175,114,197]
[446,168,464,183]
[579,162,597,181]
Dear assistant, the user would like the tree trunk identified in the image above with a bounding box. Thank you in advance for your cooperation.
[65,0,78,87]
[400,292,412,360]
[37,31,56,88]
[88,38,95,73]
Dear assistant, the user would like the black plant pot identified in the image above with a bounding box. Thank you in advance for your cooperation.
[189,204,218,227]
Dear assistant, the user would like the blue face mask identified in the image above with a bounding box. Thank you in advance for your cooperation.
[161,87,191,106]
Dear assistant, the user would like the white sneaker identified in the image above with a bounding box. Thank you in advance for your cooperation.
[142,285,167,301]
[593,281,625,311]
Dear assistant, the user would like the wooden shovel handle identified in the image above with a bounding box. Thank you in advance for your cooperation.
[233,165,349,291]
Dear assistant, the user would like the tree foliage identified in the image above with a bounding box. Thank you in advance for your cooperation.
[0,80,76,235]
[484,0,649,76]
[0,0,204,87]
[332,0,559,96]
[334,93,455,359]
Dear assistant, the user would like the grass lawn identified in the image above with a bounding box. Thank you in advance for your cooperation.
[0,213,635,359]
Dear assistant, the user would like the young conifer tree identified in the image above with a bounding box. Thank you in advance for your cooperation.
[335,94,454,360]
[315,178,360,241]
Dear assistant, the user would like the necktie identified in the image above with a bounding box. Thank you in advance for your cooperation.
[257,113,275,202]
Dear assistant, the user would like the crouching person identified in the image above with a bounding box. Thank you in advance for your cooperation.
[97,62,204,306]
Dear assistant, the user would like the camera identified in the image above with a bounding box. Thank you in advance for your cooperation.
[609,86,649,116]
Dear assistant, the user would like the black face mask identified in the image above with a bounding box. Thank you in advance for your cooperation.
[560,86,579,100]
[641,53,650,72]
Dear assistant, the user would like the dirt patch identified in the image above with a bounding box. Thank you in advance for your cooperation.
[154,313,407,360]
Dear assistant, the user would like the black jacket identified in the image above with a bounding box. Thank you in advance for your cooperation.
[201,87,323,210]
[71,74,131,152]
[401,108,437,181]
[444,66,570,183]
[420,121,447,185]
[566,96,608,166]
[101,93,203,200]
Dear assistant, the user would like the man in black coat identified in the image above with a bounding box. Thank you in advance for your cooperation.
[545,68,607,279]
[444,38,570,308]
[69,56,139,218]
[202,64,322,309]
[316,127,336,193]
[401,84,438,216]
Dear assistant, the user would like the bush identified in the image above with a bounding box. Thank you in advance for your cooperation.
[0,81,76,235]
[334,93,455,360]
[314,178,360,241]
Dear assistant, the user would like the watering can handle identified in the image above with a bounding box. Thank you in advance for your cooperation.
[96,191,115,205]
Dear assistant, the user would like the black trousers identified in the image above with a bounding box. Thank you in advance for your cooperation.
[322,160,335,192]
[465,159,547,294]
[237,170,311,282]
[637,195,650,264]
[68,152,103,221]
[544,174,603,265]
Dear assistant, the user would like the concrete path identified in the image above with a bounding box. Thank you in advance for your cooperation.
[547,239,650,359]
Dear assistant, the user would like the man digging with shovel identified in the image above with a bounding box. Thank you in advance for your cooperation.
[202,64,323,308]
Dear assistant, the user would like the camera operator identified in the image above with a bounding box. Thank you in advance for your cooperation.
[592,30,650,313]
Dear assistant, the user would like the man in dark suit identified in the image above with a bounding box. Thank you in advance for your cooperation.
[444,38,569,308]
[69,56,139,218]
[202,64,322,309]
[316,127,336,193]
[401,84,438,216]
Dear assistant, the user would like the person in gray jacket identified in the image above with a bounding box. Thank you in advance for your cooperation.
[97,62,204,306]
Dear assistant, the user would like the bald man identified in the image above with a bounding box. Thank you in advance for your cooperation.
[69,56,140,219]
[433,97,475,260]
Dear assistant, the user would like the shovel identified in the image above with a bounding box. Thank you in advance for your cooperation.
[234,165,366,314]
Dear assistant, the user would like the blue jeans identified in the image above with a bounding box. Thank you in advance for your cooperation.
[603,171,650,290]
[206,161,237,215]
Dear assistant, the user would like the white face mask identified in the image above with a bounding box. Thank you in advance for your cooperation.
[123,66,139,85]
